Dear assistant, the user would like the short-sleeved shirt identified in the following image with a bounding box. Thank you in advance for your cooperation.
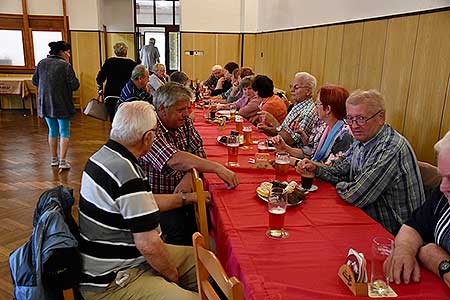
[79,139,160,289]
[281,98,317,147]
[259,94,288,123]
[406,189,450,253]
[118,79,152,105]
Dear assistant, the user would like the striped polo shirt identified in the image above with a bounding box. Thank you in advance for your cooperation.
[79,139,160,289]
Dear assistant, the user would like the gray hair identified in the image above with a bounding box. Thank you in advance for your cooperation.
[110,101,157,145]
[113,42,128,57]
[239,76,254,89]
[295,72,317,91]
[435,131,450,156]
[153,82,193,110]
[212,64,222,71]
[153,63,165,72]
[346,89,386,113]
[131,64,147,80]
[149,38,156,44]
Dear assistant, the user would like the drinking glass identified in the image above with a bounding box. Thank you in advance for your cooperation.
[227,135,240,166]
[235,115,243,134]
[370,237,394,296]
[243,126,252,147]
[229,104,237,121]
[266,187,288,239]
[299,168,315,190]
[257,140,269,153]
[274,152,290,182]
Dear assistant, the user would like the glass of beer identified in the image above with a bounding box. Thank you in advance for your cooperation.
[210,100,217,119]
[300,168,314,190]
[257,140,269,153]
[243,126,252,147]
[370,237,394,296]
[274,152,290,182]
[229,104,237,121]
[235,115,243,134]
[227,135,240,166]
[266,187,288,239]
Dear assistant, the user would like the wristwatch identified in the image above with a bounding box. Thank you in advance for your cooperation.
[438,259,450,280]
[275,125,282,134]
[180,191,188,206]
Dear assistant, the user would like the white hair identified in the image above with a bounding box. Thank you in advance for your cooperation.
[110,101,157,145]
[295,72,317,91]
[211,65,222,71]
[435,131,450,156]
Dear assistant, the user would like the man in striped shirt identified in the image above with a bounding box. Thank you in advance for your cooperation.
[79,101,198,300]
[257,72,318,148]
[386,131,450,288]
[301,90,425,234]
[117,64,152,106]
[140,82,239,246]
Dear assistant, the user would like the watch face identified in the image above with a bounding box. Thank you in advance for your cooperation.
[441,261,450,271]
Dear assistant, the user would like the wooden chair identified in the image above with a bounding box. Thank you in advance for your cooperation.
[418,161,441,201]
[192,168,210,249]
[192,232,244,300]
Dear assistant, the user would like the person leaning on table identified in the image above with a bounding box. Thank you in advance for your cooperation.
[385,131,450,288]
[78,101,200,300]
[300,89,425,235]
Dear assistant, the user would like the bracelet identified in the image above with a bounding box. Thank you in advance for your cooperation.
[180,191,187,206]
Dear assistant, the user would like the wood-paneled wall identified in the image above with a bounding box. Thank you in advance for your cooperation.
[106,33,136,61]
[181,33,242,81]
[251,10,450,163]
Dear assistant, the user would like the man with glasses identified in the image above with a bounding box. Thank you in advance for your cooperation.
[301,89,425,234]
[257,72,318,147]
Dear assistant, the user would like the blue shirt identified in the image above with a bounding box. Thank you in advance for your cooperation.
[118,79,152,105]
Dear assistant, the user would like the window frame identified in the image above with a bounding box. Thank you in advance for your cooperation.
[0,13,69,74]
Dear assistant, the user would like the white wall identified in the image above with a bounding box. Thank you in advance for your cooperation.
[258,0,450,32]
[0,0,23,14]
[101,0,133,32]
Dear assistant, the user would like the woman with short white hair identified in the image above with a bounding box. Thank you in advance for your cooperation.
[148,63,170,97]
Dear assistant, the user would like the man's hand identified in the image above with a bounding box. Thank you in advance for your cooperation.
[385,244,421,284]
[257,111,279,127]
[299,158,317,173]
[272,135,288,152]
[174,171,194,193]
[216,166,239,189]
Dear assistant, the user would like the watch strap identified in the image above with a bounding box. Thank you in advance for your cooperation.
[438,259,450,280]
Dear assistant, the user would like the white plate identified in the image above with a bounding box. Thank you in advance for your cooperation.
[298,184,318,192]
[256,193,303,206]
[217,110,231,117]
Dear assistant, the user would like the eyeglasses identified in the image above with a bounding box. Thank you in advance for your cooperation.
[289,84,310,90]
[344,110,382,126]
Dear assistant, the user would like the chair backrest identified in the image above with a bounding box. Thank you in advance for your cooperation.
[192,168,210,249]
[193,232,244,300]
[418,161,441,201]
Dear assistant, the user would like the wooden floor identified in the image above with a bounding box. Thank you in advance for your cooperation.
[0,110,110,299]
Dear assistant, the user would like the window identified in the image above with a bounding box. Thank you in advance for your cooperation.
[32,31,63,65]
[0,30,25,66]
[0,14,67,73]
[136,0,179,25]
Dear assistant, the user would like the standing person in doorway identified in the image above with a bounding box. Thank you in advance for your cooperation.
[140,37,160,73]
[96,41,137,123]
[32,41,80,170]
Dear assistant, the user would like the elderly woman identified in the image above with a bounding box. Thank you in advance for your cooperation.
[96,41,137,122]
[251,75,287,124]
[148,63,170,97]
[273,84,353,165]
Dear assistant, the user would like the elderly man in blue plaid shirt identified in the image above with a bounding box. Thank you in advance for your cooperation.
[301,89,425,234]
[257,72,318,148]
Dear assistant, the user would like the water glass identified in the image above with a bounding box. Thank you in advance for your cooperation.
[370,237,394,296]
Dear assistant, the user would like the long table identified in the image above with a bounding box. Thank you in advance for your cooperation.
[193,109,450,300]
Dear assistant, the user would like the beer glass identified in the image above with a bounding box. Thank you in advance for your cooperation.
[300,168,314,190]
[227,135,240,166]
[266,187,288,239]
[210,100,217,119]
[275,152,290,182]
[229,104,237,121]
[257,140,269,153]
[235,115,243,134]
[243,126,252,147]
[370,237,394,296]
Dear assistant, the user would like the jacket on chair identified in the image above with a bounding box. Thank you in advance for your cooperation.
[9,185,80,300]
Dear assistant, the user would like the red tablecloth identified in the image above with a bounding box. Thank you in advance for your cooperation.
[193,109,450,300]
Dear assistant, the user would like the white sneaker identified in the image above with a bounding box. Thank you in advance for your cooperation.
[51,157,59,167]
[59,160,71,170]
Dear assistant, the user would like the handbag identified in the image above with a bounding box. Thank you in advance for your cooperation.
[83,97,108,121]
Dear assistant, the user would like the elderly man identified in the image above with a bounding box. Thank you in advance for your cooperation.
[140,37,160,73]
[258,72,318,147]
[203,64,223,91]
[386,131,449,287]
[140,82,239,245]
[117,64,152,106]
[301,89,425,234]
[79,101,198,300]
